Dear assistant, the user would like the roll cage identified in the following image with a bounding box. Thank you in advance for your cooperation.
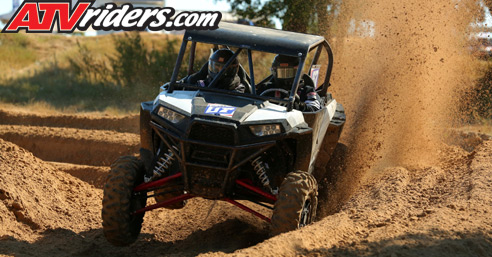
[168,22,334,111]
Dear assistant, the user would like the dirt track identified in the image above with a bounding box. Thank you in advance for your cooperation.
[0,107,491,256]
[0,108,139,134]
[1,0,492,254]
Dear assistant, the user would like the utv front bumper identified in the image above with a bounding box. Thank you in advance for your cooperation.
[140,100,312,199]
[150,119,276,199]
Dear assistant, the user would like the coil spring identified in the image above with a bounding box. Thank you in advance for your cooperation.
[152,147,177,179]
[251,156,271,191]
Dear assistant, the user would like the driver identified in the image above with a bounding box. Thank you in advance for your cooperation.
[257,55,321,112]
[185,49,246,93]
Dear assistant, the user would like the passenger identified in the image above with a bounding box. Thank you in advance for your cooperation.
[257,55,322,112]
[185,49,246,93]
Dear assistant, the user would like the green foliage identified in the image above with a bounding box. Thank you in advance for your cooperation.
[226,0,280,28]
[223,0,341,35]
[0,61,121,111]
[69,32,180,91]
[282,0,315,33]
[68,41,109,84]
[110,32,153,87]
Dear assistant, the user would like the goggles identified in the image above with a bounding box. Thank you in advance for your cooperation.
[209,60,238,74]
[273,66,297,79]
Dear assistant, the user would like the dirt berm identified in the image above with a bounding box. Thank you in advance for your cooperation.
[0,132,491,256]
[0,109,139,134]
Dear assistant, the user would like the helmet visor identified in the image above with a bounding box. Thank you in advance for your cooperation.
[209,60,225,74]
[275,67,297,79]
[209,60,238,74]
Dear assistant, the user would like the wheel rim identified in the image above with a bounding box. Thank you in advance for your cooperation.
[299,198,312,228]
[130,192,146,219]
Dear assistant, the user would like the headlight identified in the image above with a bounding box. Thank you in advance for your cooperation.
[157,106,185,123]
[249,124,282,136]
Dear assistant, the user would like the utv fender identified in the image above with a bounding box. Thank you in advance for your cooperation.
[315,103,346,169]
[140,101,154,173]
[293,133,312,172]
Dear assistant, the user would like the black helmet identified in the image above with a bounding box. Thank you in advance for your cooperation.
[208,49,239,81]
[271,55,299,89]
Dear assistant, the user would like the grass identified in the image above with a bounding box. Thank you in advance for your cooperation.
[0,34,38,73]
[0,33,183,113]
[0,64,160,113]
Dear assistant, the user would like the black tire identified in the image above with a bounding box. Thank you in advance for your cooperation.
[102,156,147,246]
[270,171,318,236]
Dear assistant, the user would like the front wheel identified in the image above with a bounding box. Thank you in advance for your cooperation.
[102,156,147,246]
[270,171,318,236]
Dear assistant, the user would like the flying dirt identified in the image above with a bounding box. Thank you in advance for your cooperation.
[1,0,492,256]
[317,0,483,213]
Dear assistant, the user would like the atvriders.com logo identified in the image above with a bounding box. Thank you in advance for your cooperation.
[2,0,222,33]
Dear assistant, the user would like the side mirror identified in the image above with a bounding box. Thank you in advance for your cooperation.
[160,82,170,93]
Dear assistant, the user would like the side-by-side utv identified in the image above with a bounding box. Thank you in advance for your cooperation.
[102,22,346,246]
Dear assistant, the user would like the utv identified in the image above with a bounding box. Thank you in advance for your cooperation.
[102,22,346,246]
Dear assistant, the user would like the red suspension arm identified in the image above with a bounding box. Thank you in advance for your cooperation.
[133,194,194,215]
[224,198,271,223]
[134,173,182,192]
[236,179,277,202]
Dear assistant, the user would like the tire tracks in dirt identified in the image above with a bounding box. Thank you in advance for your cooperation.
[0,109,272,256]
[0,125,139,166]
[0,109,140,186]
[1,108,490,256]
[211,140,492,257]
[0,109,139,133]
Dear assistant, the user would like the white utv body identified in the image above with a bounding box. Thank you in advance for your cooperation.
[102,22,346,246]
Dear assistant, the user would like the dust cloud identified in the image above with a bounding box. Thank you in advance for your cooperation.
[320,0,481,213]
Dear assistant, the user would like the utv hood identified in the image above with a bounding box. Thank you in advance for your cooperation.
[155,90,305,127]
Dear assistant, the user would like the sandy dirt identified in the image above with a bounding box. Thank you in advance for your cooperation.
[0,138,271,256]
[1,0,492,256]
[212,141,492,256]
[0,111,272,256]
[0,108,139,134]
[0,125,139,166]
[0,113,490,256]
